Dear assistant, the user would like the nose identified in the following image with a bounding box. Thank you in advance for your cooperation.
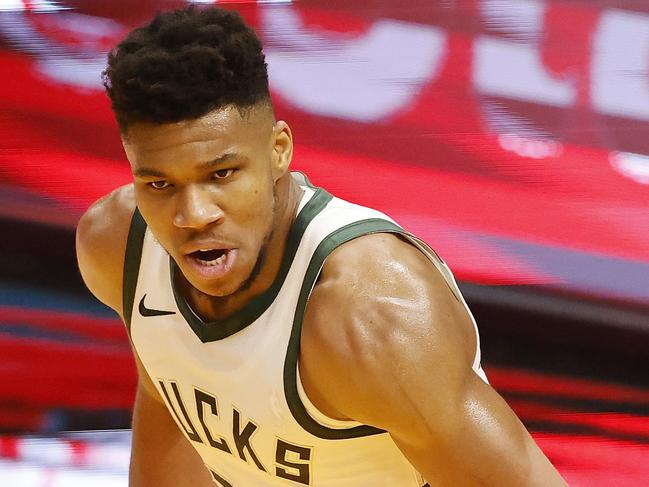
[173,184,224,229]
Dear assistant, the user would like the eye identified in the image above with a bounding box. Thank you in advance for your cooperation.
[213,168,235,180]
[148,180,171,190]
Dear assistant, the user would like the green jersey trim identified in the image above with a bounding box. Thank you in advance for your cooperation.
[169,188,334,343]
[122,207,147,333]
[284,218,408,439]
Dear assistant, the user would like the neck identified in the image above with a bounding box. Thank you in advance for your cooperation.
[180,174,304,322]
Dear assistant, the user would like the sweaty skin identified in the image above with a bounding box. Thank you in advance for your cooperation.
[301,234,568,485]
[122,106,302,321]
[77,106,568,486]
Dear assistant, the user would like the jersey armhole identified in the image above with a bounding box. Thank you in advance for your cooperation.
[284,218,407,440]
[295,362,365,430]
[285,219,489,439]
[122,207,147,333]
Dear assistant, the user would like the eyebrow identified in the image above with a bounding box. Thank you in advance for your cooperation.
[133,152,239,178]
[198,152,238,170]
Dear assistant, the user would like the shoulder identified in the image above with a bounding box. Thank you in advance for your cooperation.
[300,232,477,428]
[301,234,569,485]
[76,184,136,316]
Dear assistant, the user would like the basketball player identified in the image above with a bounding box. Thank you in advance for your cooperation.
[76,6,567,486]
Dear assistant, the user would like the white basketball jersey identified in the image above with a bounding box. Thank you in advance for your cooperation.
[123,172,488,487]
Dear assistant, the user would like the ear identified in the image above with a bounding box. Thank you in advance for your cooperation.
[271,121,293,182]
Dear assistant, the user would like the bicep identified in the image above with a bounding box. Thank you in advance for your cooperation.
[307,256,565,485]
[304,235,566,485]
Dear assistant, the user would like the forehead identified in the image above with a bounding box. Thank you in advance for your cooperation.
[122,106,272,167]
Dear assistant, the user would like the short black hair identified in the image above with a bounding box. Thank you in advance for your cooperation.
[102,6,271,132]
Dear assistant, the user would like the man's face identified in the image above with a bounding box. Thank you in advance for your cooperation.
[123,106,289,297]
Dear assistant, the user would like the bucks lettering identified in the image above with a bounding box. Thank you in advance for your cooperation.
[157,380,313,486]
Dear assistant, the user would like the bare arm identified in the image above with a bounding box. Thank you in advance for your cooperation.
[130,355,214,487]
[300,233,568,486]
[76,185,213,487]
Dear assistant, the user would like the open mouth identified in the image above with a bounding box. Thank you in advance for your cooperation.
[191,248,228,266]
[185,247,238,280]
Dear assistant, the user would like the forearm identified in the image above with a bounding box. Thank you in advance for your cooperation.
[394,378,568,487]
[129,384,214,487]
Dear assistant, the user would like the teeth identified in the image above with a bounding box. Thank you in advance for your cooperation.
[200,252,226,266]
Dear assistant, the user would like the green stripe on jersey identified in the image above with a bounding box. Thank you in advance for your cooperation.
[170,188,334,343]
[122,207,147,333]
[284,218,408,439]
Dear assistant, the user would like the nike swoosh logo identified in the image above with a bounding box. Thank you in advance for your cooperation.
[138,294,176,317]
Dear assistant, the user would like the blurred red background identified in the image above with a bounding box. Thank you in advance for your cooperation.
[1,1,648,485]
